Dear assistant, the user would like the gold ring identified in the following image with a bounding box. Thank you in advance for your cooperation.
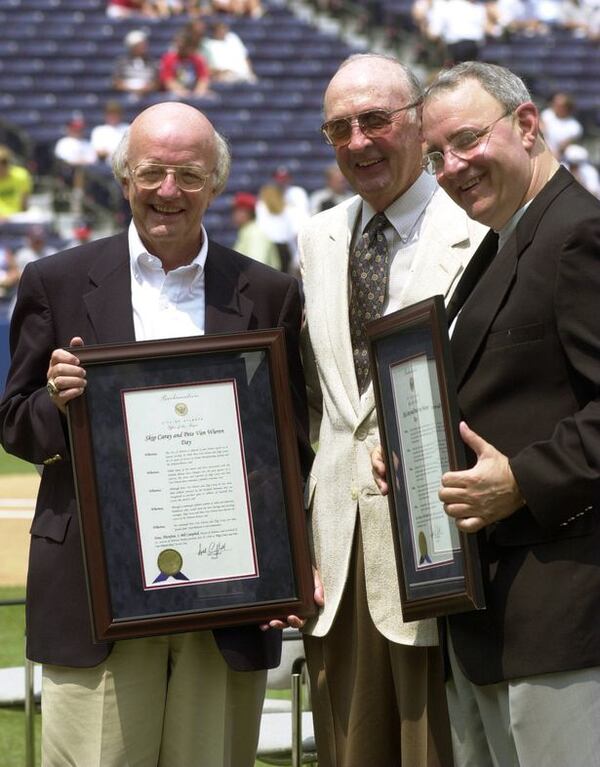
[46,378,59,397]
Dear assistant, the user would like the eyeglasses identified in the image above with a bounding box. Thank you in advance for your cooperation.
[321,103,420,147]
[128,163,209,192]
[422,110,513,175]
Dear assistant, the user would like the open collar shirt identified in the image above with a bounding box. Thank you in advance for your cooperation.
[128,220,208,342]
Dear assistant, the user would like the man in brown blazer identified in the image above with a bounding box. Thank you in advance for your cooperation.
[0,102,310,767]
[375,61,600,766]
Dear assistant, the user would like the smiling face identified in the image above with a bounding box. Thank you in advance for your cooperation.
[122,103,217,269]
[422,80,538,230]
[323,58,422,211]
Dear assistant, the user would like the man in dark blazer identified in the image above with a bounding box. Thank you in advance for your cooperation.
[0,102,310,767]
[418,62,600,766]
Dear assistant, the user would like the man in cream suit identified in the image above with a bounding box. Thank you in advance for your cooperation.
[299,53,486,767]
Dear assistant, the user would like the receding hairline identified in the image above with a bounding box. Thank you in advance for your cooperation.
[130,101,215,138]
[324,53,422,113]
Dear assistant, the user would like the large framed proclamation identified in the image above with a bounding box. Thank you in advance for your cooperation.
[66,328,315,642]
[367,295,485,622]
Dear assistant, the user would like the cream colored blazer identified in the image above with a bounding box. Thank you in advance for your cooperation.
[300,189,487,646]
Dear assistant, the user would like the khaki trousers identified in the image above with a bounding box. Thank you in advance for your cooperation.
[304,524,453,767]
[41,630,266,767]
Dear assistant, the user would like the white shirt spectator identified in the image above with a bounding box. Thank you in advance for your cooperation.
[90,121,128,163]
[55,136,96,166]
[428,0,488,44]
[563,144,600,198]
[540,104,583,158]
[203,27,255,82]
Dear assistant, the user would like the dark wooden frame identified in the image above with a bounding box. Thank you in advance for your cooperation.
[367,295,485,621]
[67,328,315,641]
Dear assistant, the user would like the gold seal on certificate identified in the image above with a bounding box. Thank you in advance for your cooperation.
[157,548,183,577]
[174,403,188,416]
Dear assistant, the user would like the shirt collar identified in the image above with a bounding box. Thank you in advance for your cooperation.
[496,199,533,252]
[360,172,437,242]
[128,219,209,279]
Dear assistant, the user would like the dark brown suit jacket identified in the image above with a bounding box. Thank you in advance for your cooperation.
[446,167,600,685]
[0,231,310,668]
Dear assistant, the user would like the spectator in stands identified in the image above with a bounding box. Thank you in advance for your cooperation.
[54,114,97,170]
[185,16,208,49]
[524,0,564,30]
[90,101,129,164]
[0,145,33,220]
[427,0,490,63]
[106,0,155,17]
[256,183,297,274]
[232,191,281,269]
[203,21,257,83]
[210,0,264,17]
[309,163,351,214]
[540,91,583,159]
[65,222,93,249]
[0,246,19,302]
[411,0,447,66]
[54,114,97,210]
[149,0,185,16]
[159,30,213,98]
[272,165,311,222]
[487,0,531,37]
[563,143,600,197]
[14,225,56,273]
[113,30,159,98]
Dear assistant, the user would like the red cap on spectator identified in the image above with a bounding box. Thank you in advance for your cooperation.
[273,166,291,182]
[233,192,257,210]
[74,224,91,240]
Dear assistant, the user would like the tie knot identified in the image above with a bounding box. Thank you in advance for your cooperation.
[366,213,388,236]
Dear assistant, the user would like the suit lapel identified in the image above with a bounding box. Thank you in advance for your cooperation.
[446,230,498,325]
[323,198,363,416]
[204,243,254,334]
[451,168,574,389]
[451,234,517,388]
[83,233,136,344]
[400,189,479,308]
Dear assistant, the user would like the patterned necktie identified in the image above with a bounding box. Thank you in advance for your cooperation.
[349,213,390,393]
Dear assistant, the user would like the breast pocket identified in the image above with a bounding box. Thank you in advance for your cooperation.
[485,322,544,351]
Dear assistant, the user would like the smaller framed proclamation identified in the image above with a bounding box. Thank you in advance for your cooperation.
[367,295,485,622]
[66,328,315,642]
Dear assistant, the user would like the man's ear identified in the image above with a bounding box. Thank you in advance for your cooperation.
[515,101,539,150]
[121,177,130,201]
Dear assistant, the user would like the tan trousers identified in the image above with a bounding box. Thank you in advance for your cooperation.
[304,524,453,767]
[41,631,266,767]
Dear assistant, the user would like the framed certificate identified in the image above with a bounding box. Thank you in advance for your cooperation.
[66,329,315,642]
[367,295,485,621]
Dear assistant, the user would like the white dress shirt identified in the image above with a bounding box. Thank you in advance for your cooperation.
[128,220,208,342]
[357,171,437,315]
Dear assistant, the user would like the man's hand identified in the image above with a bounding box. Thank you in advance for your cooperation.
[46,336,86,414]
[371,445,389,495]
[260,566,325,631]
[439,421,525,533]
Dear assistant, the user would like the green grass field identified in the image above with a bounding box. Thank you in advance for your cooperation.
[0,447,35,476]
[0,586,41,767]
[0,447,284,766]
[0,586,286,766]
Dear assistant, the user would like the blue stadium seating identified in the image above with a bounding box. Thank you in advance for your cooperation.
[0,0,361,244]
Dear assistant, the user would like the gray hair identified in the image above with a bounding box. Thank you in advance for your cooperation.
[327,53,423,122]
[424,61,531,111]
[111,126,231,195]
